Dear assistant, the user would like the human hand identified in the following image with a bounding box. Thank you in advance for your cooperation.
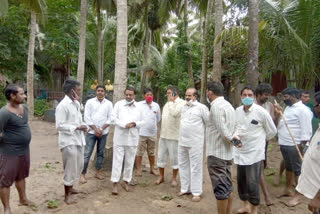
[94,128,102,138]
[167,93,175,102]
[77,125,88,132]
[274,103,283,114]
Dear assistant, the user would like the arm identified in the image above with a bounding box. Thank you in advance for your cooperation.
[298,108,313,142]
[167,99,184,118]
[0,110,9,142]
[202,105,210,126]
[102,102,113,130]
[212,106,234,141]
[55,105,77,134]
[111,102,126,128]
[263,111,277,140]
[132,107,145,129]
[156,104,161,123]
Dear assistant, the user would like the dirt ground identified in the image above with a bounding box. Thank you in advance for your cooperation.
[8,119,311,214]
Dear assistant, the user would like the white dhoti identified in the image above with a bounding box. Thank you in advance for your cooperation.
[157,138,179,169]
[178,145,203,196]
[61,145,84,186]
[111,145,137,183]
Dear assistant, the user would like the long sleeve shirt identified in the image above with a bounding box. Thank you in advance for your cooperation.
[111,100,145,146]
[160,97,186,141]
[179,101,209,147]
[84,97,113,135]
[233,103,277,165]
[206,97,236,160]
[138,101,161,137]
[278,101,313,146]
[55,95,86,149]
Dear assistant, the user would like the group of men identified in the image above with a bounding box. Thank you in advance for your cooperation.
[0,80,320,214]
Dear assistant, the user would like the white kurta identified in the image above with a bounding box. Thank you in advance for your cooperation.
[178,101,209,196]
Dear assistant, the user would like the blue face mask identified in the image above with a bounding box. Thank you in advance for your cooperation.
[241,97,254,106]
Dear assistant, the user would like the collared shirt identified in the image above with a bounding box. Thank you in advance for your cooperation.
[179,101,209,147]
[278,101,313,146]
[206,97,235,160]
[111,99,145,146]
[233,103,277,165]
[84,97,113,135]
[138,101,161,137]
[160,97,186,141]
[55,95,86,149]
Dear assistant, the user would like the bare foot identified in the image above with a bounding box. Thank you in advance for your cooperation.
[150,168,159,176]
[95,173,104,180]
[135,171,142,177]
[177,192,191,197]
[79,174,87,184]
[237,206,251,214]
[4,208,11,214]
[265,197,274,206]
[192,196,201,202]
[64,196,76,205]
[156,176,164,185]
[112,183,118,195]
[120,181,130,192]
[171,180,178,187]
[277,190,294,198]
[286,197,302,207]
[18,199,35,206]
[71,188,84,195]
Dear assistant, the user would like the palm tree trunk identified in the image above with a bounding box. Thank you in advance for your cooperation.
[76,0,88,100]
[140,0,149,95]
[113,0,128,104]
[200,0,214,103]
[246,0,259,88]
[184,0,194,87]
[27,10,37,119]
[97,0,103,84]
[212,0,223,82]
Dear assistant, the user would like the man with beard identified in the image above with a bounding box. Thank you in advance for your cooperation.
[0,84,33,214]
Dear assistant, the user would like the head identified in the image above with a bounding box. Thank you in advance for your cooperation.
[107,80,111,84]
[241,86,255,106]
[185,88,197,105]
[144,88,153,103]
[313,91,320,118]
[4,84,26,104]
[256,83,273,104]
[95,85,106,101]
[166,86,179,100]
[124,86,136,103]
[206,81,224,102]
[63,80,81,101]
[300,90,310,104]
[281,87,300,107]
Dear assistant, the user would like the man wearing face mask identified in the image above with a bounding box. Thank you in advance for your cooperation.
[177,88,209,202]
[274,87,313,198]
[110,87,145,195]
[55,80,88,204]
[135,88,161,177]
[233,86,277,214]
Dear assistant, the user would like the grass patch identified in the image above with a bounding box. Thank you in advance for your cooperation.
[267,143,274,152]
[138,180,149,187]
[161,194,173,201]
[29,204,38,211]
[47,198,58,209]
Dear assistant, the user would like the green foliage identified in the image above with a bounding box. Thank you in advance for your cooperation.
[47,198,58,209]
[34,99,49,116]
[0,85,6,108]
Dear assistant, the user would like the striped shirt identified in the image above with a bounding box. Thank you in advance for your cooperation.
[206,97,236,160]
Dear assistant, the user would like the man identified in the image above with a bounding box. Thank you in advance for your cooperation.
[55,80,87,204]
[274,87,313,198]
[287,91,320,212]
[156,86,185,186]
[300,90,313,109]
[0,84,32,214]
[79,85,113,184]
[255,83,275,206]
[177,88,209,202]
[111,87,144,195]
[135,88,161,177]
[206,82,236,214]
[233,86,277,214]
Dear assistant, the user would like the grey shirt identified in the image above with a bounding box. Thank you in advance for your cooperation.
[0,105,31,156]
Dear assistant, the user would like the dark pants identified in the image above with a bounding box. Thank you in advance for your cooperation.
[280,145,302,176]
[237,161,262,206]
[82,133,108,174]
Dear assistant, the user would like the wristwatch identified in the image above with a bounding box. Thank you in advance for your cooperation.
[99,128,103,131]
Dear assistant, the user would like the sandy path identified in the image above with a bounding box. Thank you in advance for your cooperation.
[8,120,310,214]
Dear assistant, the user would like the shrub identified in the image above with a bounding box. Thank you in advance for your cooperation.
[0,86,6,108]
[34,99,49,116]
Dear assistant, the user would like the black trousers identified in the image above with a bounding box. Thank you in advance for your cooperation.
[237,161,262,206]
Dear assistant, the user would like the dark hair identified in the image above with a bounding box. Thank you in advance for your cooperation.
[166,86,179,95]
[144,88,153,95]
[207,81,224,96]
[256,83,273,96]
[281,87,300,99]
[315,91,320,104]
[96,84,106,91]
[300,89,309,95]
[124,86,136,94]
[4,84,19,100]
[63,80,80,94]
[186,88,198,96]
[241,86,255,95]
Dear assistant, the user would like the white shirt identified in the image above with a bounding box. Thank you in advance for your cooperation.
[111,100,145,146]
[278,101,313,146]
[206,97,236,160]
[138,101,161,137]
[55,95,86,149]
[233,103,277,165]
[179,101,209,147]
[84,97,113,135]
[160,97,186,141]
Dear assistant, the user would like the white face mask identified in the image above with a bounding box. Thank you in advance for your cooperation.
[186,100,193,106]
[206,97,211,104]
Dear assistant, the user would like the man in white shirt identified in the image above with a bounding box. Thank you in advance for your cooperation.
[79,85,113,184]
[206,81,236,214]
[111,87,144,195]
[156,86,185,186]
[135,88,161,177]
[177,88,209,202]
[233,86,277,214]
[274,87,313,198]
[55,80,87,204]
